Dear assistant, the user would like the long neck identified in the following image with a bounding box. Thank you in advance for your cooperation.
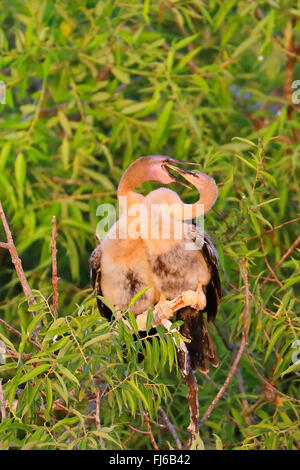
[117,160,148,199]
[170,176,218,220]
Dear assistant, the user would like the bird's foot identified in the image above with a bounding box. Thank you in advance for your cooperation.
[182,288,206,311]
[152,294,174,327]
[170,282,206,311]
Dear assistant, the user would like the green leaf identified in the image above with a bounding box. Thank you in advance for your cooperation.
[173,34,198,51]
[45,377,53,419]
[127,311,139,335]
[213,434,223,450]
[15,152,26,189]
[150,101,173,152]
[281,360,300,377]
[0,141,12,171]
[129,286,151,306]
[112,67,130,84]
[146,308,154,333]
[265,324,287,362]
[18,364,50,385]
[56,364,80,387]
[166,335,175,371]
[83,333,112,349]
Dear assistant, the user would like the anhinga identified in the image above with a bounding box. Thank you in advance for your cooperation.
[90,156,221,373]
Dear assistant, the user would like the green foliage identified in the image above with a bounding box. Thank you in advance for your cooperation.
[0,0,299,450]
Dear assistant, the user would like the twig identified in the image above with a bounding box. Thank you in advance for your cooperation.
[0,201,37,312]
[159,406,182,450]
[260,235,300,290]
[144,412,159,450]
[51,216,59,313]
[244,217,300,242]
[0,318,56,359]
[245,345,300,404]
[127,424,149,435]
[123,429,136,448]
[199,258,250,427]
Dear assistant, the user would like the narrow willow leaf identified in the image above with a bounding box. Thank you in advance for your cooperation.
[265,324,287,362]
[57,364,80,386]
[129,286,151,306]
[0,141,11,171]
[45,377,53,418]
[281,360,300,377]
[173,34,198,51]
[127,311,138,335]
[166,335,175,371]
[18,364,50,385]
[83,333,112,349]
[15,152,26,189]
[146,308,154,334]
[112,67,130,84]
[150,101,173,152]
[61,137,69,171]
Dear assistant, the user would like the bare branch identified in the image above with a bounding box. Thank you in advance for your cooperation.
[159,406,182,450]
[0,201,37,312]
[260,235,300,290]
[144,412,159,450]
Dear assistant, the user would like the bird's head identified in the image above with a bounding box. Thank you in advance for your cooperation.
[136,155,199,188]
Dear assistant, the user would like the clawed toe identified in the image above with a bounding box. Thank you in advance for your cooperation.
[182,289,206,310]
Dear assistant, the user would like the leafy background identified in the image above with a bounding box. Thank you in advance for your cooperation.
[0,0,299,450]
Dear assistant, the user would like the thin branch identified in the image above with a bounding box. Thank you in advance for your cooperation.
[127,424,149,435]
[245,345,300,404]
[260,235,300,290]
[122,429,136,448]
[244,217,300,243]
[158,406,182,450]
[144,412,159,450]
[182,364,199,448]
[0,318,56,359]
[0,201,37,312]
[199,258,250,427]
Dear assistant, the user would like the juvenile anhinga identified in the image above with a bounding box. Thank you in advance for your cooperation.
[90,156,221,373]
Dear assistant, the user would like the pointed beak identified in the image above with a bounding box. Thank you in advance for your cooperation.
[163,157,199,167]
[162,158,199,189]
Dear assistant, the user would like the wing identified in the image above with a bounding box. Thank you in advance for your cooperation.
[89,245,113,321]
[187,223,221,322]
[201,232,221,322]
[177,225,221,372]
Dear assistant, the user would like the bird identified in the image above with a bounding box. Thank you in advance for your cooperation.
[90,155,221,373]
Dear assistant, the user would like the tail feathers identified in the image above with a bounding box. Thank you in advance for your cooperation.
[177,308,218,373]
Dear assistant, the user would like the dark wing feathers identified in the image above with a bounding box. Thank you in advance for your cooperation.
[188,223,221,322]
[201,233,221,322]
[89,245,112,321]
[177,225,221,372]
